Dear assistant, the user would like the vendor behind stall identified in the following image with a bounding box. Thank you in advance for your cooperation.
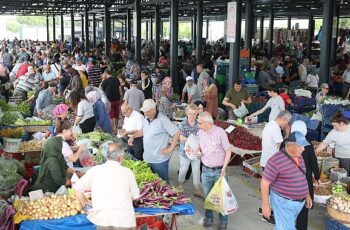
[315,83,329,112]
[34,82,56,118]
[316,112,350,175]
[32,136,69,193]
[74,142,140,230]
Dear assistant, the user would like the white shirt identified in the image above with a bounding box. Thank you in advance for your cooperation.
[298,64,307,82]
[77,99,95,123]
[73,64,88,72]
[324,126,350,158]
[122,110,144,133]
[264,96,285,121]
[74,161,140,228]
[260,120,283,167]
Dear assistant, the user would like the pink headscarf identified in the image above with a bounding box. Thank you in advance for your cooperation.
[86,91,101,105]
[52,104,70,117]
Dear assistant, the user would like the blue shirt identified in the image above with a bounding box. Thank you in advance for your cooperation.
[35,89,53,113]
[93,99,113,134]
[142,112,179,164]
[42,71,56,82]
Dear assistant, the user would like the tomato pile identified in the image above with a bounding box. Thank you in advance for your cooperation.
[214,120,262,151]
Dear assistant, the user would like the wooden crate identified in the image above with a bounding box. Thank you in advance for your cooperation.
[23,126,49,133]
[9,96,23,104]
[243,165,262,178]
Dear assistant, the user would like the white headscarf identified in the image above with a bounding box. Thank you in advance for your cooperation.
[86,91,101,105]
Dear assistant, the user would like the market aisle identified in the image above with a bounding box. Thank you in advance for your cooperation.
[169,150,326,230]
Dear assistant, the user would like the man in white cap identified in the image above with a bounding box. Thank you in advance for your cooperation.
[128,99,180,182]
[181,76,202,104]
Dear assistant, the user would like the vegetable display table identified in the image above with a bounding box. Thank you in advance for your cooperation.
[19,204,195,230]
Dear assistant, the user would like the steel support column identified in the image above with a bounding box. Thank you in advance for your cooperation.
[170,0,179,92]
[330,5,339,67]
[70,11,75,48]
[192,13,196,46]
[47,16,50,42]
[127,9,132,45]
[320,0,334,84]
[150,17,153,41]
[60,13,64,42]
[245,0,253,71]
[196,0,203,64]
[112,18,115,38]
[145,21,149,40]
[306,14,314,60]
[268,9,274,59]
[81,15,84,43]
[287,16,291,30]
[92,13,96,48]
[124,16,127,39]
[228,0,242,88]
[85,7,89,52]
[52,15,56,41]
[160,21,163,38]
[206,19,209,39]
[154,6,160,64]
[259,16,264,49]
[104,4,111,57]
[135,0,141,62]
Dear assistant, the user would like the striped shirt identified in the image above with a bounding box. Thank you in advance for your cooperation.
[87,65,102,87]
[263,150,309,200]
[16,74,40,92]
[198,125,230,168]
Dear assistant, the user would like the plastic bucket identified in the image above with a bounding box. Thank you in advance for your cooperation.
[3,137,21,153]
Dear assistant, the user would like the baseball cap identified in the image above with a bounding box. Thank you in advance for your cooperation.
[186,76,194,81]
[140,99,157,112]
[285,131,310,147]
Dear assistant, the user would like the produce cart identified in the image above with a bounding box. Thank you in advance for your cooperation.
[19,204,195,230]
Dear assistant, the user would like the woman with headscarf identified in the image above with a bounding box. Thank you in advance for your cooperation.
[155,77,174,101]
[46,103,71,138]
[202,76,218,119]
[86,91,113,134]
[32,135,69,193]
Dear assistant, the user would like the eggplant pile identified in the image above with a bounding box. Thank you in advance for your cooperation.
[135,179,191,209]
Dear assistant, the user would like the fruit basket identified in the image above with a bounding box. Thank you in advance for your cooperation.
[327,194,350,224]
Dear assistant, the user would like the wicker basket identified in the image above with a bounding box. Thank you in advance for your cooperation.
[22,150,42,164]
[327,204,350,224]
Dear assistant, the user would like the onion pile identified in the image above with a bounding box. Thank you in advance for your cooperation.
[16,195,84,220]
[329,194,350,214]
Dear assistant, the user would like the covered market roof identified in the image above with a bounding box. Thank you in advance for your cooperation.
[1,0,350,19]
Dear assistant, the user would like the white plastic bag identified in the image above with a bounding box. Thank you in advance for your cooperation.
[221,177,238,215]
[72,125,82,136]
[233,103,249,118]
[184,134,200,160]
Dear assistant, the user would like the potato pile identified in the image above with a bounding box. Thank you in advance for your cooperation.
[16,195,84,220]
[19,140,44,152]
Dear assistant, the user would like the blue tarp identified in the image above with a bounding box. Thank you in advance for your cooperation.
[20,204,196,230]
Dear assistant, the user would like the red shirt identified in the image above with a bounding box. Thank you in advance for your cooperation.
[16,63,30,78]
[279,93,291,107]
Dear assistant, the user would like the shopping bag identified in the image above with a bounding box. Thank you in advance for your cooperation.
[204,177,224,212]
[233,102,249,118]
[221,177,238,215]
[184,134,200,160]
[72,125,82,136]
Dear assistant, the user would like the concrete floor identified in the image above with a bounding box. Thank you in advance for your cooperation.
[168,150,327,230]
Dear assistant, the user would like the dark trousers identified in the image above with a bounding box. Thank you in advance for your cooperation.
[296,205,309,230]
[80,116,96,133]
[127,137,144,161]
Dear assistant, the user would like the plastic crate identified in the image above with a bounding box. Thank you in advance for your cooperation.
[327,218,350,230]
[321,105,345,119]
[245,84,259,94]
[2,137,21,153]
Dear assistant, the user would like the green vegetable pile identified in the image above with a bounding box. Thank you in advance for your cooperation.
[122,159,160,187]
[2,112,23,125]
[303,110,316,118]
[14,119,52,126]
[76,131,112,143]
[0,100,31,116]
[0,158,25,198]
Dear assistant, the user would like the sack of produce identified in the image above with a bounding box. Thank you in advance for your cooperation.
[0,158,24,198]
[330,168,348,182]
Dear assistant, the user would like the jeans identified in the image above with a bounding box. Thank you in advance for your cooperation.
[149,160,170,182]
[201,166,228,224]
[178,155,201,186]
[270,190,305,230]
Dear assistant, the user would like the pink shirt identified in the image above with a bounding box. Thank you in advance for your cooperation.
[199,125,230,167]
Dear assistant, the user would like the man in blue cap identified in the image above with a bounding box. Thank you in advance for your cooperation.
[261,131,313,230]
